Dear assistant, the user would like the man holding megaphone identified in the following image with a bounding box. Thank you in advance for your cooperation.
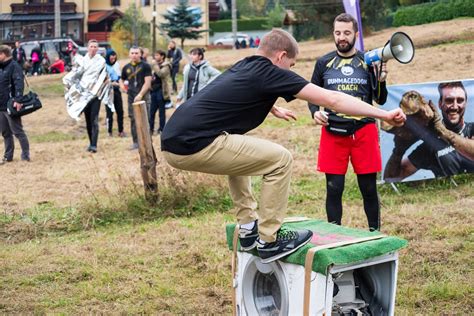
[309,13,391,232]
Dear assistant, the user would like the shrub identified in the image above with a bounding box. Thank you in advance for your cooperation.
[393,0,474,26]
[209,18,269,32]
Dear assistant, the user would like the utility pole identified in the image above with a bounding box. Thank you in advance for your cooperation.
[54,0,61,37]
[231,0,237,49]
[133,0,139,46]
[152,0,157,53]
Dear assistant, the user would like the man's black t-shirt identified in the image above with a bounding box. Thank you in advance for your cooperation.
[161,55,309,155]
[121,61,152,94]
[409,122,474,176]
[309,50,387,124]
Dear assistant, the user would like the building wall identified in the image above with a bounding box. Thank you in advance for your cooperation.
[89,0,209,46]
[0,0,209,46]
[0,0,22,13]
[0,0,86,13]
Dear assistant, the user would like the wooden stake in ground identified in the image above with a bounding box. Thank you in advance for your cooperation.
[132,100,158,201]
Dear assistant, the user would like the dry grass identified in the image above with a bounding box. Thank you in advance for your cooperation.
[1,18,473,314]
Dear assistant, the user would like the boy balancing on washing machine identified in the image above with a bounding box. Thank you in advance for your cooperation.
[160,29,406,264]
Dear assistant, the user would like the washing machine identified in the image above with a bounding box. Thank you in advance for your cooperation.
[234,250,399,316]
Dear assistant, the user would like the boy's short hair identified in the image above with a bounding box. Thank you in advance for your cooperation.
[259,29,299,58]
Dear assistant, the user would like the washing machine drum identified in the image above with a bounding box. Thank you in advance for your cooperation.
[242,256,289,315]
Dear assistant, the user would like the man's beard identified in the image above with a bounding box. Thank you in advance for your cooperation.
[336,37,356,53]
[442,109,465,134]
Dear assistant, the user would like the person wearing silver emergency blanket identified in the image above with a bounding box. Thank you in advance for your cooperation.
[63,39,114,153]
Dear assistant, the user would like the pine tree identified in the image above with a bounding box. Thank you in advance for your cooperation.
[160,0,205,48]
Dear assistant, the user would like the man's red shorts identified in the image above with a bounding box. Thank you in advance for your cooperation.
[317,122,382,175]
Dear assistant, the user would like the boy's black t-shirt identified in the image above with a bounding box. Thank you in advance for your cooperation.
[161,55,309,155]
[121,61,152,94]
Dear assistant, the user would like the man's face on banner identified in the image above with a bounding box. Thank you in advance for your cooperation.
[439,86,467,127]
[333,21,357,54]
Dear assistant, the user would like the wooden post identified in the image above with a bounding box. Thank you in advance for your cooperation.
[132,100,158,201]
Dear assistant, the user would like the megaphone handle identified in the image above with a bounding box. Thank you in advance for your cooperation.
[371,61,381,90]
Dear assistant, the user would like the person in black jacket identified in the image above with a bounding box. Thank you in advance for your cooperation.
[12,41,26,70]
[0,45,30,164]
[167,40,182,94]
[308,13,388,231]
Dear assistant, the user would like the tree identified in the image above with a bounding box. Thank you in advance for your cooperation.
[263,2,285,29]
[112,3,150,48]
[160,0,205,48]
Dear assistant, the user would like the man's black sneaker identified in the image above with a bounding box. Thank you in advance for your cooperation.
[257,227,313,264]
[239,220,259,251]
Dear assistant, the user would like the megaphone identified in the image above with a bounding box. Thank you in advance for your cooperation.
[364,31,415,66]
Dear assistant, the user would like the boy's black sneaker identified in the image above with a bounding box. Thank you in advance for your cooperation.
[257,227,313,264]
[239,220,259,251]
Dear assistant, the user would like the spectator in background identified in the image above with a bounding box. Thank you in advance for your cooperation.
[41,52,50,74]
[240,39,247,49]
[49,56,65,73]
[30,46,41,75]
[141,47,150,62]
[105,50,125,137]
[255,36,261,47]
[72,40,107,153]
[139,47,153,125]
[149,49,172,135]
[0,45,30,164]
[176,48,220,107]
[120,46,152,150]
[234,39,240,50]
[167,40,182,94]
[12,41,26,69]
[249,37,255,48]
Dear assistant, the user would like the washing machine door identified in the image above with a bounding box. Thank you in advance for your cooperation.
[242,256,289,316]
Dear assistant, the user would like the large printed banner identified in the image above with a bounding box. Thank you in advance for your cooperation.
[380,79,474,183]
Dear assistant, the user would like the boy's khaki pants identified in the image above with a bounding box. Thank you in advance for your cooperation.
[162,133,293,242]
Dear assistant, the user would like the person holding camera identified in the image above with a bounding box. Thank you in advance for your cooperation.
[308,13,388,231]
[0,45,30,164]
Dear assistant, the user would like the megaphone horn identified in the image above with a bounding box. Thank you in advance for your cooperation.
[364,32,415,66]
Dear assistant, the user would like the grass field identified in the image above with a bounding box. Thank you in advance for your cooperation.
[1,18,473,314]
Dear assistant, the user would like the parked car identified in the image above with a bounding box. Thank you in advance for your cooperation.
[20,38,80,74]
[20,38,78,63]
[19,38,107,74]
[213,33,250,46]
